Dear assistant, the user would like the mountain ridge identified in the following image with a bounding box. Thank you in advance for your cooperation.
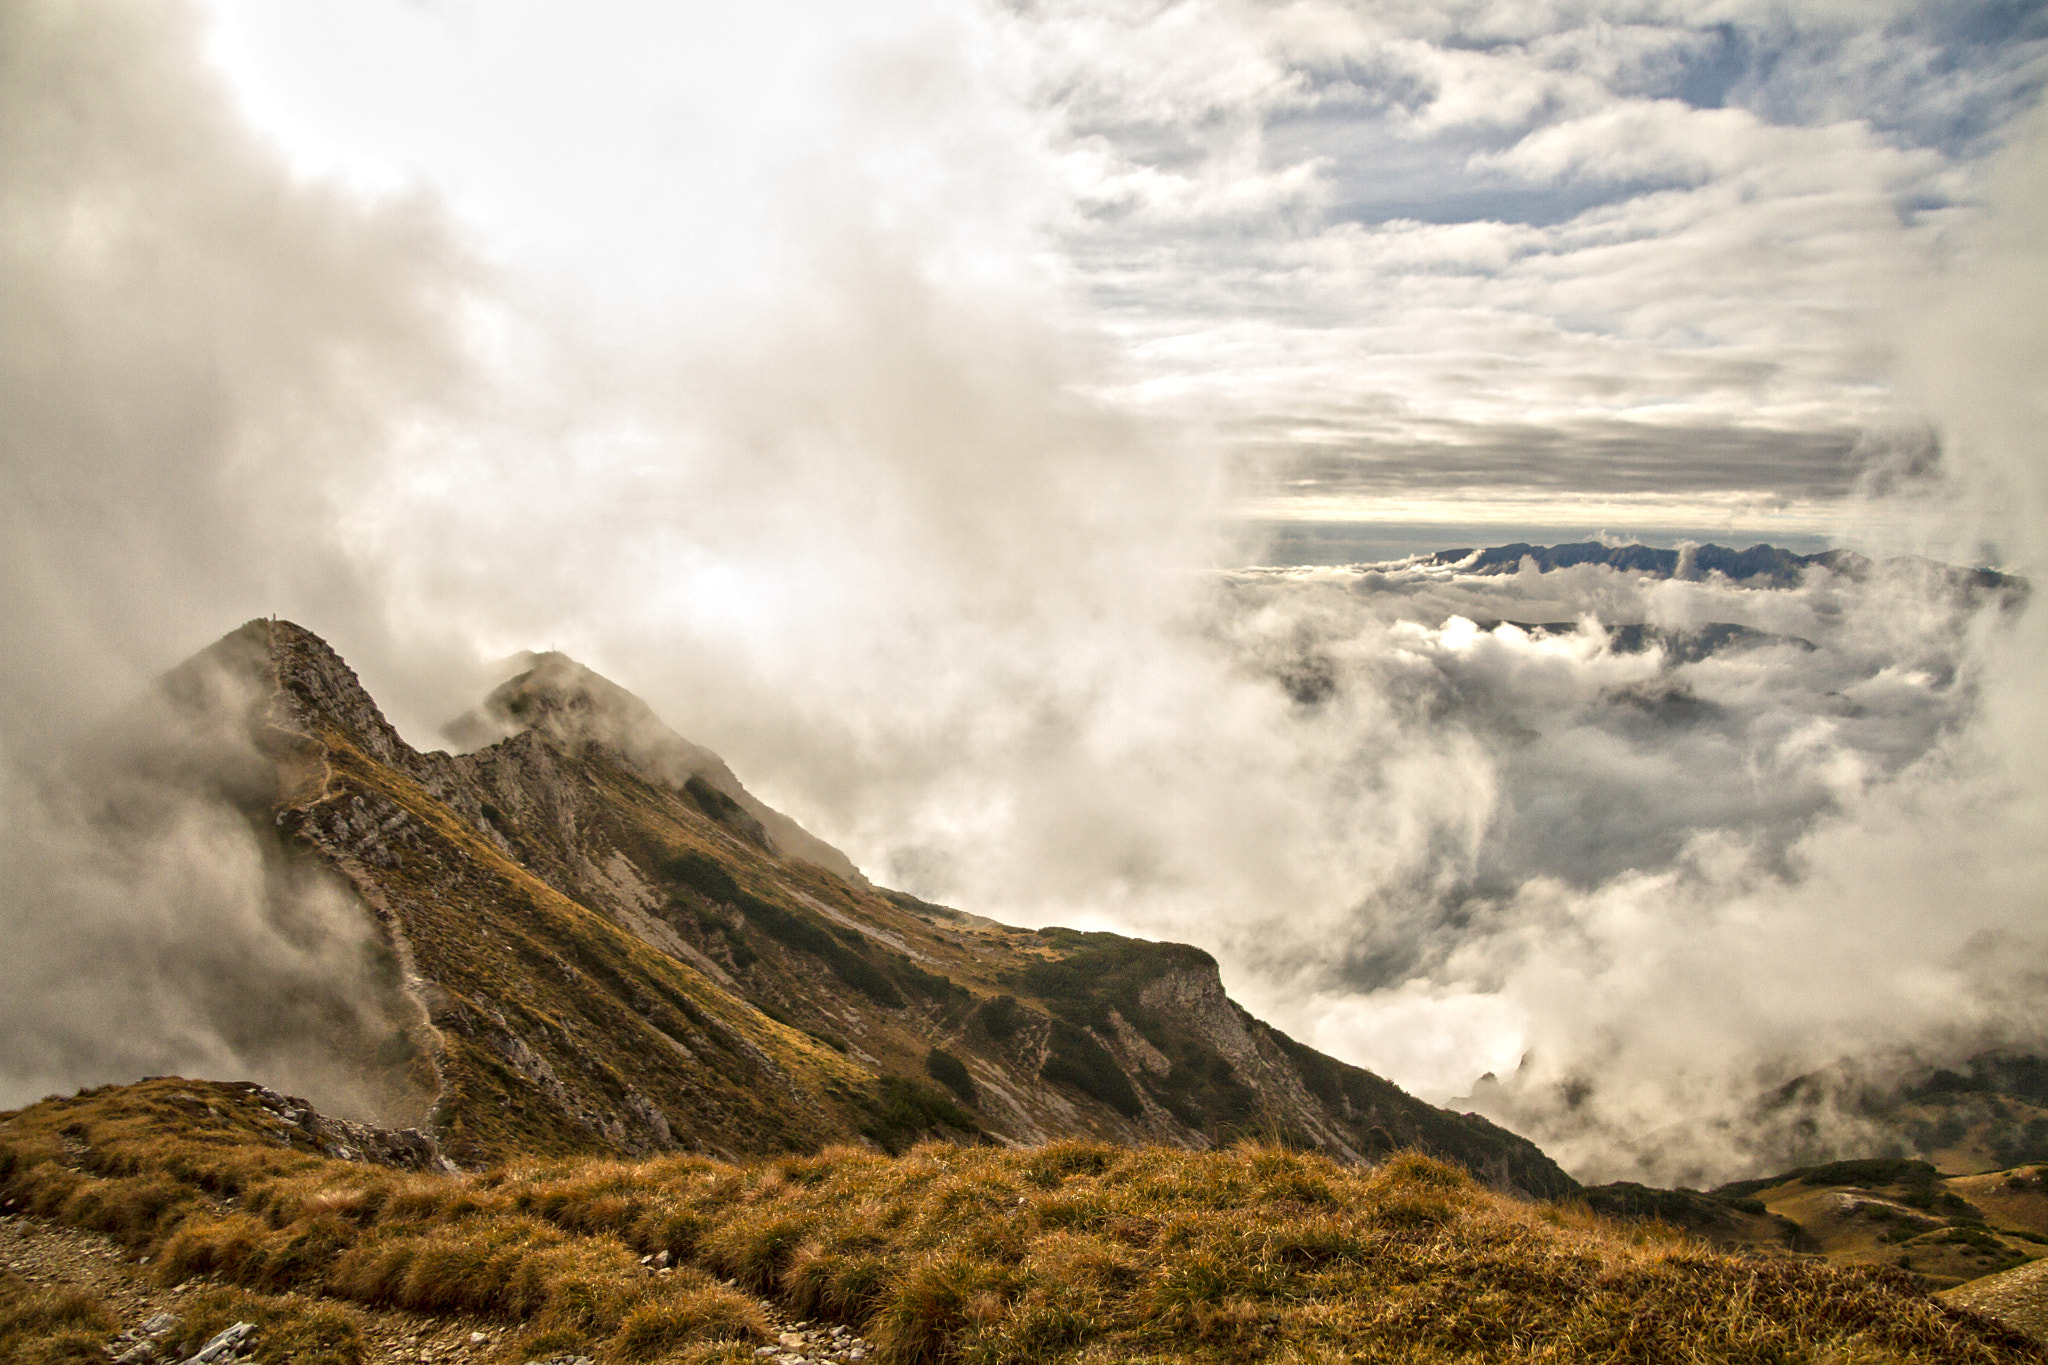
[99,618,1575,1197]
[1416,539,2028,600]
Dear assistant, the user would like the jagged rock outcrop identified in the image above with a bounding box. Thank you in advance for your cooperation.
[116,620,1576,1196]
[237,1082,453,1172]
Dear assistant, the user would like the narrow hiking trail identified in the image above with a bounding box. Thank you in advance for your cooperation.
[0,1212,876,1365]
[3,1211,510,1363]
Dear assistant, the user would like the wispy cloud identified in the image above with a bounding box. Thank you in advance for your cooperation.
[1006,0,2045,532]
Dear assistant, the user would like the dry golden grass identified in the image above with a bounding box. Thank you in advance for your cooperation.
[0,1267,117,1365]
[4,1079,2044,1365]
[0,1264,364,1365]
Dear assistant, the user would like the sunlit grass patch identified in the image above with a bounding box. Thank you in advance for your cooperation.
[3,1078,2042,1364]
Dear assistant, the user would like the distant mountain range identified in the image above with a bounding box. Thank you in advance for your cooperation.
[1416,540,2027,599]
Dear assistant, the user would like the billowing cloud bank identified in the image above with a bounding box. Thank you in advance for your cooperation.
[1208,551,2044,1182]
[0,0,466,1117]
[0,0,473,740]
[2,0,2044,1179]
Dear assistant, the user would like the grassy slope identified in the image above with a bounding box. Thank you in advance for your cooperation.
[307,732,876,1166]
[5,1080,2042,1365]
[1727,1162,2048,1290]
[1587,1160,2048,1294]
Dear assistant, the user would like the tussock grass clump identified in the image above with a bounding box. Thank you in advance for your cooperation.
[0,1268,117,1365]
[148,1285,365,1365]
[0,1265,363,1365]
[4,1079,2044,1364]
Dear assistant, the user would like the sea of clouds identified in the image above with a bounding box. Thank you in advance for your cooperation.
[1192,550,2042,1182]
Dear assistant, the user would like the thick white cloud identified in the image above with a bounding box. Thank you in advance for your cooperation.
[183,0,2042,544]
[963,0,2041,544]
[0,0,480,744]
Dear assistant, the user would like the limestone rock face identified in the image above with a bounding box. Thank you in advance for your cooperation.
[134,619,1575,1195]
[267,621,415,773]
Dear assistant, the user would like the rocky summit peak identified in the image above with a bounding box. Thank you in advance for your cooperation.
[113,619,417,801]
[465,650,729,779]
[262,619,414,770]
[155,618,417,770]
[446,649,865,884]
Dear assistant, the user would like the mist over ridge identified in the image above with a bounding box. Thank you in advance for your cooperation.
[3,0,2046,1187]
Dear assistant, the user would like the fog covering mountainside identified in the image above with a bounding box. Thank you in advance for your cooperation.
[0,618,1570,1197]
[6,539,2040,1195]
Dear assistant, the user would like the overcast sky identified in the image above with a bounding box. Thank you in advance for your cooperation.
[192,0,2047,550]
